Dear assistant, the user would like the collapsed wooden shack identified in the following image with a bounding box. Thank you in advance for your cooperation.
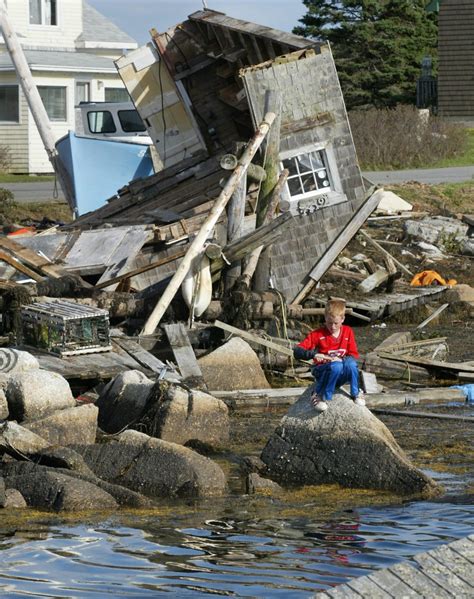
[1,10,465,390]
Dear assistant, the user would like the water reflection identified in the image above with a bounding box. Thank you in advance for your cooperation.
[1,500,473,597]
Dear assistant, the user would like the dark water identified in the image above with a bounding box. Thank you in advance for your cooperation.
[1,495,474,597]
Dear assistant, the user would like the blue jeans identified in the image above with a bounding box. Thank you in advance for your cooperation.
[311,357,360,401]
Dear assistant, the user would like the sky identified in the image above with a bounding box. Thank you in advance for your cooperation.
[88,0,307,45]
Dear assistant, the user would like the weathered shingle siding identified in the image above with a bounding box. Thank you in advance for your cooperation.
[438,0,474,118]
[242,46,364,301]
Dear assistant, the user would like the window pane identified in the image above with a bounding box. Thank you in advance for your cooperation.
[46,0,57,25]
[76,82,90,104]
[0,86,19,122]
[38,86,66,121]
[104,88,131,103]
[29,0,41,24]
[283,149,332,198]
[118,109,146,132]
[87,111,116,134]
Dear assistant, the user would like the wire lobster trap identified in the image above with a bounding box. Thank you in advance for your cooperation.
[20,300,112,356]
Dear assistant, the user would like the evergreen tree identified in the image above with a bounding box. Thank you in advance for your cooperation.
[293,0,438,109]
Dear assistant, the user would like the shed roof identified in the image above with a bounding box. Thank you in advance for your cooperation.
[78,1,137,48]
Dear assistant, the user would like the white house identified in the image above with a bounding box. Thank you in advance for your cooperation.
[0,0,137,173]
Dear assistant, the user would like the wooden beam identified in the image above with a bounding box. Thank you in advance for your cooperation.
[163,323,204,383]
[214,319,294,356]
[359,229,413,277]
[416,303,450,329]
[0,250,43,282]
[141,111,277,335]
[291,186,380,304]
[94,249,186,290]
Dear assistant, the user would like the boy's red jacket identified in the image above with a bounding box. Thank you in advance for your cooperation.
[297,325,359,363]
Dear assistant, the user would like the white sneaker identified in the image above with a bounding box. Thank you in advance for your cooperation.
[353,392,366,407]
[311,393,328,412]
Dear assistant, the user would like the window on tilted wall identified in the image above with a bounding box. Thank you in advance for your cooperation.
[38,86,66,121]
[104,88,131,103]
[281,149,333,201]
[29,0,57,25]
[0,85,19,122]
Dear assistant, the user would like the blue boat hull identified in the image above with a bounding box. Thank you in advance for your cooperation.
[56,132,154,216]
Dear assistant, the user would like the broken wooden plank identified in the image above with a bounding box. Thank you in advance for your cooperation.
[94,248,186,290]
[291,186,380,304]
[0,236,77,280]
[376,351,474,374]
[214,320,294,357]
[0,249,43,281]
[111,337,174,378]
[416,303,450,329]
[163,323,204,383]
[371,408,474,422]
[358,229,413,277]
[358,268,390,293]
[141,111,277,335]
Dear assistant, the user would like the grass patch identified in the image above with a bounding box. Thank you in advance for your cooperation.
[0,201,73,226]
[427,128,474,168]
[0,173,55,183]
[386,181,474,214]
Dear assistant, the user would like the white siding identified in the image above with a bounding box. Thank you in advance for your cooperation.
[3,0,82,49]
[0,73,29,172]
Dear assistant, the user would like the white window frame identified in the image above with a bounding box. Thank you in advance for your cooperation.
[280,142,342,203]
[0,85,20,123]
[38,86,67,122]
[75,82,90,105]
[29,0,58,27]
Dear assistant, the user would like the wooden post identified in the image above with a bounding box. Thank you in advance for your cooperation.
[241,168,289,287]
[0,2,75,213]
[254,90,282,291]
[225,145,247,291]
[140,111,277,336]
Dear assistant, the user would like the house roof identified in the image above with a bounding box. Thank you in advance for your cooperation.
[0,49,117,73]
[77,1,137,48]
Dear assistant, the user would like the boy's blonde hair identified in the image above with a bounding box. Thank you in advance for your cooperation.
[325,299,346,318]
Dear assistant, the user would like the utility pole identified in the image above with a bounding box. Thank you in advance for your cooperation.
[0,1,75,213]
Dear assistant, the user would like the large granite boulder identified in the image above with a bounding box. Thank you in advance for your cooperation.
[0,348,40,375]
[198,337,270,391]
[1,461,118,511]
[96,370,154,434]
[6,370,75,422]
[0,388,8,420]
[261,389,440,496]
[74,430,226,498]
[0,421,50,458]
[139,382,229,446]
[24,404,98,446]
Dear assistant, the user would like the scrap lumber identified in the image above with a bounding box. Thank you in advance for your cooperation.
[376,351,474,377]
[141,111,277,335]
[111,336,173,378]
[0,236,90,283]
[214,320,294,357]
[358,229,413,277]
[358,268,390,293]
[213,386,466,410]
[416,303,450,329]
[0,249,43,282]
[163,323,204,384]
[94,248,186,290]
[291,185,380,304]
[379,337,448,354]
[371,409,474,422]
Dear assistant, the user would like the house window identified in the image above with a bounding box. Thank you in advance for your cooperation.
[104,88,130,103]
[38,86,66,121]
[29,0,57,25]
[87,111,116,134]
[281,149,332,201]
[118,109,146,133]
[75,82,90,105]
[0,85,19,122]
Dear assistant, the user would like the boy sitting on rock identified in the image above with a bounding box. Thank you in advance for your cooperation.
[293,298,365,412]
